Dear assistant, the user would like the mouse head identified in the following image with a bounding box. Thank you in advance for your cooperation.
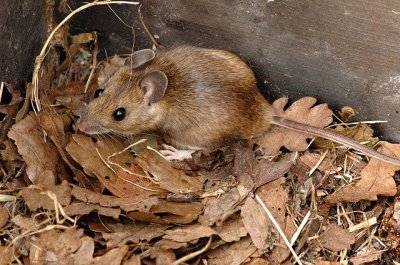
[77,49,168,136]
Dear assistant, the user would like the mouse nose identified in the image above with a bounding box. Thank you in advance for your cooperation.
[76,119,88,132]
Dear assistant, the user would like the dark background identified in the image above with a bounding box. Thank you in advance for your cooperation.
[2,0,400,141]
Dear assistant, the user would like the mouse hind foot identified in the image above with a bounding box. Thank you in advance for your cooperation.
[160,144,195,161]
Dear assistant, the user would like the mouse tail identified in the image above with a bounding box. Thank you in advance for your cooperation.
[270,116,400,166]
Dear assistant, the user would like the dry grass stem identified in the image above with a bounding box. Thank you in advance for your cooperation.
[348,217,377,233]
[290,210,311,246]
[0,195,16,202]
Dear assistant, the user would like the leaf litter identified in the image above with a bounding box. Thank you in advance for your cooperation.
[1,3,400,265]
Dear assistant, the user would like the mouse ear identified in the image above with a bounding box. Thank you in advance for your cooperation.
[125,49,155,69]
[140,70,168,106]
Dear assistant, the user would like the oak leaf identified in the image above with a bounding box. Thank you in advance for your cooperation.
[255,97,333,156]
[327,142,400,203]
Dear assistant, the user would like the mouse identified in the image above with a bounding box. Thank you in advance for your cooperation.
[76,46,400,165]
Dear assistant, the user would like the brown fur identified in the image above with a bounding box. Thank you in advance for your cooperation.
[78,46,273,149]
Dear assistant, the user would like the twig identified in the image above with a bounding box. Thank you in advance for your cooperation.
[84,32,98,93]
[32,0,139,112]
[172,237,212,265]
[255,195,303,265]
[138,5,162,49]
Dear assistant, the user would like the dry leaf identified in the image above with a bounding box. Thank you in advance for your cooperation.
[0,207,8,229]
[349,251,383,265]
[123,255,141,265]
[253,156,294,188]
[20,180,71,211]
[70,237,95,265]
[232,143,293,188]
[338,106,356,122]
[11,215,39,230]
[67,134,158,197]
[327,142,400,203]
[0,246,13,265]
[299,151,337,173]
[91,245,128,265]
[150,249,176,265]
[8,113,59,183]
[380,200,400,256]
[319,223,355,252]
[199,188,242,226]
[214,215,248,242]
[0,139,21,161]
[102,222,168,248]
[241,197,273,251]
[315,261,341,265]
[163,223,216,243]
[244,258,270,265]
[255,97,333,156]
[65,203,121,218]
[28,228,83,264]
[206,237,257,265]
[256,178,293,262]
[154,239,188,250]
[48,81,86,111]
[268,216,296,262]
[136,149,204,194]
[70,184,159,212]
[150,200,204,224]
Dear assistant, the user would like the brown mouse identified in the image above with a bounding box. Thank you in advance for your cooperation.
[77,46,400,165]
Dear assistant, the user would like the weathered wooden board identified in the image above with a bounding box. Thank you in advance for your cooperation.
[0,0,47,88]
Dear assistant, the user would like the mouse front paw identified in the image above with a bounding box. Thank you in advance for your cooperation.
[160,144,195,161]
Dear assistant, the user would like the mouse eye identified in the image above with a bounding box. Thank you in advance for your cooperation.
[94,89,104,98]
[112,107,126,121]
